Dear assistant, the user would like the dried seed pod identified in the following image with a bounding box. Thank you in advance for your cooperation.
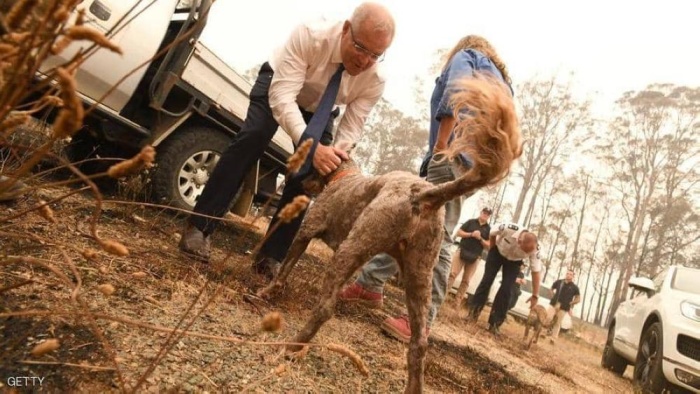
[82,249,98,259]
[51,37,73,55]
[326,343,369,376]
[278,196,310,223]
[65,26,123,54]
[38,200,57,224]
[6,0,38,30]
[30,339,60,356]
[286,138,313,175]
[107,145,156,179]
[97,283,115,296]
[131,271,147,279]
[261,312,284,333]
[99,239,129,257]
[52,68,84,139]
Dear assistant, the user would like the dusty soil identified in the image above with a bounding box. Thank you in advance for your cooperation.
[0,184,636,393]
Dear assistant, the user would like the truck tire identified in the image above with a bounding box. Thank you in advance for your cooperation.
[151,126,232,211]
[634,322,669,393]
[601,324,628,375]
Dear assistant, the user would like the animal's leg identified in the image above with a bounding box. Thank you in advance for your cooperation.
[524,318,531,340]
[533,321,542,344]
[257,210,325,298]
[400,238,442,394]
[287,252,371,352]
[287,214,393,352]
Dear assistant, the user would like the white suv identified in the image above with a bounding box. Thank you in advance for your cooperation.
[602,265,700,393]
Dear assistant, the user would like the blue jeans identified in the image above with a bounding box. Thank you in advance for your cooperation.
[355,156,463,326]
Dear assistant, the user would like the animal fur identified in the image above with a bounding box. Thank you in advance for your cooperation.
[258,75,521,394]
[523,305,553,349]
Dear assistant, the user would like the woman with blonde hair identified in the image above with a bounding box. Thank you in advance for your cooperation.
[338,34,513,342]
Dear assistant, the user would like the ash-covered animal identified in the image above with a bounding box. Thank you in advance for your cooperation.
[523,304,553,349]
[259,77,521,393]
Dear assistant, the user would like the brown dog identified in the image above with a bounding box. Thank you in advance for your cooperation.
[523,305,552,349]
[258,76,521,394]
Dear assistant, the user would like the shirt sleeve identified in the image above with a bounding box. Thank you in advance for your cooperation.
[490,222,506,237]
[333,81,385,150]
[574,285,581,297]
[436,50,476,120]
[529,250,542,273]
[268,24,311,144]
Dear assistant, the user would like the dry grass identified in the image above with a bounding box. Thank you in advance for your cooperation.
[0,3,637,393]
[1,187,639,392]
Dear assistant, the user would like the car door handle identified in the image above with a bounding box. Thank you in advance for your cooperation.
[89,0,111,21]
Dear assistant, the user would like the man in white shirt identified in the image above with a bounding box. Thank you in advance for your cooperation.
[466,222,542,336]
[179,3,395,273]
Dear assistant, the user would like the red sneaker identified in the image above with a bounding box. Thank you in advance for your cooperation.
[337,282,383,308]
[381,315,430,343]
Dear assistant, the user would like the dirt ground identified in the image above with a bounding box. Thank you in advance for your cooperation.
[0,185,636,393]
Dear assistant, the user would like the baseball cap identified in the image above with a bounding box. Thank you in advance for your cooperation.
[482,207,493,215]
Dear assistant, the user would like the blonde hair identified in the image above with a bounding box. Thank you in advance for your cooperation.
[441,35,511,85]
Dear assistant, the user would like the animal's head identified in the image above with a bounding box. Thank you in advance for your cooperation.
[301,156,360,196]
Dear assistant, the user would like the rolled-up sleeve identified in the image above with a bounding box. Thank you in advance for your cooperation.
[268,25,310,144]
[529,251,542,273]
[436,50,476,120]
[489,223,505,238]
[333,80,384,150]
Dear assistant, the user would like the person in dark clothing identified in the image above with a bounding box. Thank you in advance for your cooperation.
[177,3,396,276]
[448,207,492,307]
[466,222,541,336]
[549,269,580,341]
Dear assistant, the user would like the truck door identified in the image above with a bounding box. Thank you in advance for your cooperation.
[40,0,180,112]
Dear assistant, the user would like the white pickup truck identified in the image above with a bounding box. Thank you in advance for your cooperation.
[38,0,293,215]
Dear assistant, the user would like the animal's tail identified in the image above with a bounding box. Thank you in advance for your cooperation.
[416,74,522,209]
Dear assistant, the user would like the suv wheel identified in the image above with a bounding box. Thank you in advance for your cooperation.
[634,322,669,392]
[601,324,627,375]
[151,127,231,211]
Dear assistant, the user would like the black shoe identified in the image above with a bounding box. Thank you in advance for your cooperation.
[488,324,501,337]
[179,225,211,263]
[465,307,480,323]
[253,256,281,281]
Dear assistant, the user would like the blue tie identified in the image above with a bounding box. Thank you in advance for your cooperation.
[296,64,345,177]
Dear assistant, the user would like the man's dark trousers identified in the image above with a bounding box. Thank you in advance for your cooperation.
[190,62,333,256]
[468,246,521,327]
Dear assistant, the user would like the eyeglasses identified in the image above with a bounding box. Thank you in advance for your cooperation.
[348,25,385,63]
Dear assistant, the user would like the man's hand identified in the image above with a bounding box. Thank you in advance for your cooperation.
[528,295,538,309]
[472,230,481,239]
[313,145,349,175]
[568,309,573,316]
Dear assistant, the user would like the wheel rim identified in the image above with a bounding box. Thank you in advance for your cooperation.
[639,330,659,385]
[178,150,221,208]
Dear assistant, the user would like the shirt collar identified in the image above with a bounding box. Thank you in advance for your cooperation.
[331,32,343,65]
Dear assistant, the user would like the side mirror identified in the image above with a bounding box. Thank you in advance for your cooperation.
[628,276,655,297]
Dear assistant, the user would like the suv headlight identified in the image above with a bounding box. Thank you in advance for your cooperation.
[680,301,700,322]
